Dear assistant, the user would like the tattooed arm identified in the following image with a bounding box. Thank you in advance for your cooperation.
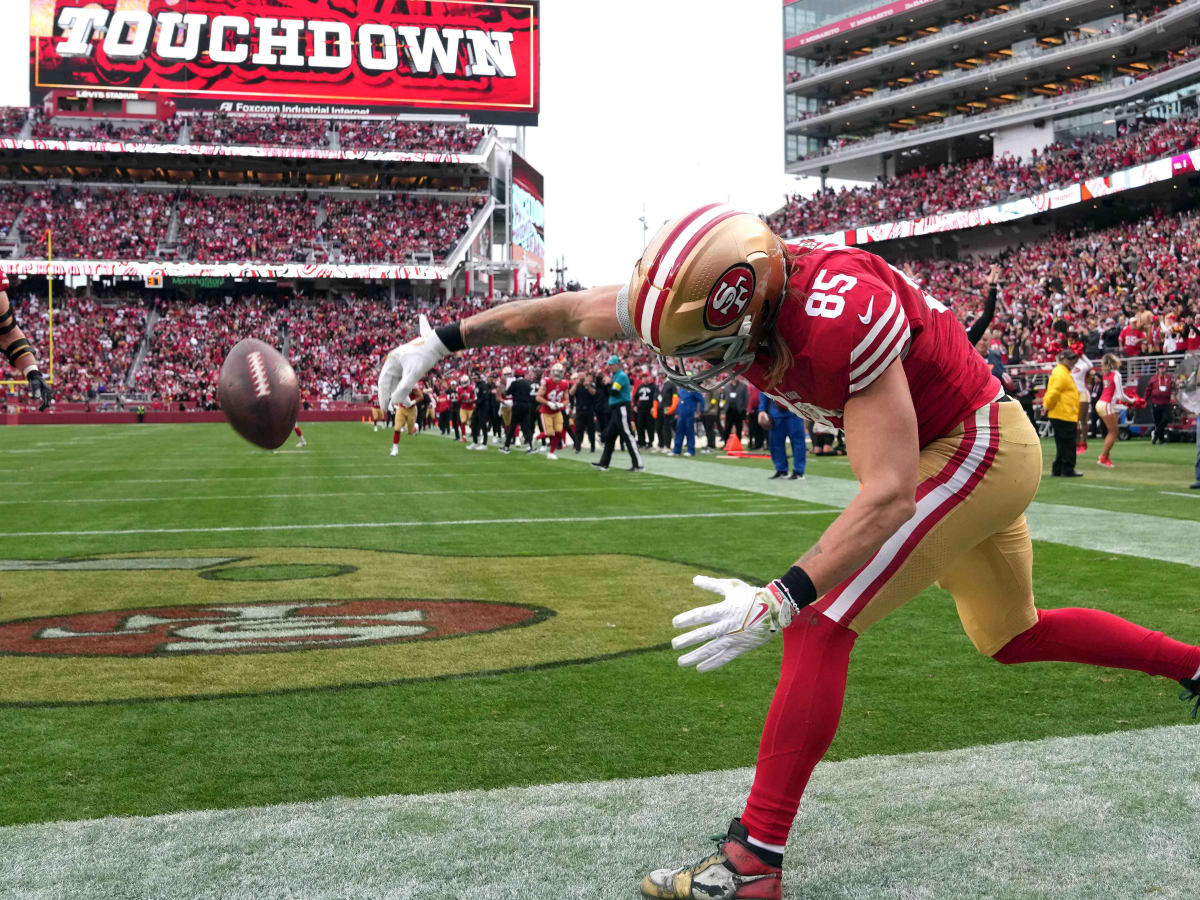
[461,285,625,346]
[378,286,625,411]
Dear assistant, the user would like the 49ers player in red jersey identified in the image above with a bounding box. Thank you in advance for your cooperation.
[378,205,1200,899]
[0,273,52,409]
[535,362,571,460]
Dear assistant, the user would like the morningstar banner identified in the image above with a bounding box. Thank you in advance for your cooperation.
[30,0,540,123]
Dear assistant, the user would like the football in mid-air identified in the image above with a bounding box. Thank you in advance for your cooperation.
[218,339,300,449]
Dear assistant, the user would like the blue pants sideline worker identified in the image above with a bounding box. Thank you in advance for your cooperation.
[673,388,704,456]
[758,395,806,480]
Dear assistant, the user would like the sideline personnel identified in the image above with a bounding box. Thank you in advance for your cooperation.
[594,354,643,471]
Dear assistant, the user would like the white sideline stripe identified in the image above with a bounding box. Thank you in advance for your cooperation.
[1077,484,1134,492]
[3,724,1197,899]
[1161,491,1200,499]
[849,291,897,361]
[557,444,1200,570]
[0,484,679,506]
[823,406,992,622]
[7,509,834,538]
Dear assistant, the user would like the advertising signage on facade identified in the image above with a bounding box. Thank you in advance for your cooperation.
[510,151,544,276]
[30,0,540,124]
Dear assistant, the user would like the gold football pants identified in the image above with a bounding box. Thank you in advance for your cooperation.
[540,411,564,435]
[813,400,1042,655]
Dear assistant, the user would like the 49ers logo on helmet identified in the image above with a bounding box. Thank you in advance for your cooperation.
[704,264,756,330]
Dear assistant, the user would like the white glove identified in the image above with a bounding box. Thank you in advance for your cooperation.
[377,314,450,410]
[672,576,791,673]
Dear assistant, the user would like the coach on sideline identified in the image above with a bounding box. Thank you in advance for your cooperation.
[593,354,643,471]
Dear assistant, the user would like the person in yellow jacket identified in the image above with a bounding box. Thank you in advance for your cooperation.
[1043,348,1083,478]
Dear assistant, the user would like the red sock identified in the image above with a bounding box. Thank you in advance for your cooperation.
[294,426,303,437]
[392,431,400,445]
[995,608,1200,682]
[740,612,857,847]
[552,434,562,452]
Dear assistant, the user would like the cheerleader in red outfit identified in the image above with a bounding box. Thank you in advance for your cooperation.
[1095,353,1141,468]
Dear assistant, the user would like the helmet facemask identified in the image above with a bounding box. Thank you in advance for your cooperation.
[658,317,756,393]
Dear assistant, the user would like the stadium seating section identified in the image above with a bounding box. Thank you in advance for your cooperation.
[772,115,1200,236]
[0,107,487,153]
[0,186,484,265]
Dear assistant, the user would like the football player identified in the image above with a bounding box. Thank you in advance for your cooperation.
[378,205,1200,900]
[534,362,570,460]
[390,385,423,456]
[456,375,477,447]
[0,273,52,410]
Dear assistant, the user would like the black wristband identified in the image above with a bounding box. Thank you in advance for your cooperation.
[987,284,998,301]
[771,565,817,615]
[435,322,465,353]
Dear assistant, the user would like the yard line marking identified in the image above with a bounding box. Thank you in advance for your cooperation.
[0,485,679,505]
[8,509,835,538]
[1160,491,1200,499]
[1076,484,1134,492]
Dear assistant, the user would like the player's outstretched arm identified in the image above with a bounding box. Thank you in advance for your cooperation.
[0,290,52,410]
[378,286,622,410]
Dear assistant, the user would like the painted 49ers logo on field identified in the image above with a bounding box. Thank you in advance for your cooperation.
[0,599,535,657]
[705,264,756,329]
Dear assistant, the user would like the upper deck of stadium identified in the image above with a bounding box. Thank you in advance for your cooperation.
[784,0,1200,181]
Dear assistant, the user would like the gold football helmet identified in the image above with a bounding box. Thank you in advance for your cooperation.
[616,204,787,392]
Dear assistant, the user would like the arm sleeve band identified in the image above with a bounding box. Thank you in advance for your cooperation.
[966,285,997,345]
[0,306,15,336]
[5,337,34,369]
[435,322,465,353]
[770,565,817,616]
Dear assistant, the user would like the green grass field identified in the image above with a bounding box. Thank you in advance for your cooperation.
[1,422,1198,897]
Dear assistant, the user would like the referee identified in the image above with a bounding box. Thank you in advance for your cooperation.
[593,354,643,472]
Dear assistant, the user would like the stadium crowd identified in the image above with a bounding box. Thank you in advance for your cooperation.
[336,120,484,153]
[27,111,181,144]
[911,209,1200,367]
[5,289,146,400]
[19,187,171,259]
[0,185,484,264]
[132,296,287,404]
[10,202,1200,409]
[320,194,486,263]
[175,191,316,264]
[186,114,332,148]
[772,114,1200,236]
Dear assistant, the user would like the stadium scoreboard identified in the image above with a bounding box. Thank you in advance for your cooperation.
[30,0,540,124]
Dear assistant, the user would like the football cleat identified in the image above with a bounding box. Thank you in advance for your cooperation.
[591,462,609,472]
[547,452,558,460]
[640,819,781,899]
[389,446,398,457]
[1097,456,1115,468]
[630,465,646,472]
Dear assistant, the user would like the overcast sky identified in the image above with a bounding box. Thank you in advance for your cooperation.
[0,1,809,286]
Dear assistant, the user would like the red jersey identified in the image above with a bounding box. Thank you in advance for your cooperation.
[1147,373,1173,405]
[1186,332,1200,352]
[435,393,451,413]
[1119,326,1145,357]
[745,244,1000,448]
[539,378,570,414]
[456,384,476,410]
